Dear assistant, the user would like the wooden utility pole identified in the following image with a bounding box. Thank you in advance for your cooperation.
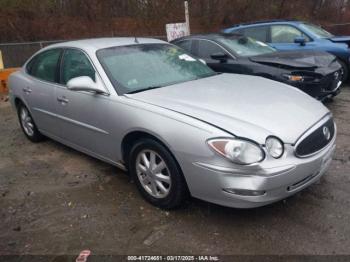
[185,1,191,35]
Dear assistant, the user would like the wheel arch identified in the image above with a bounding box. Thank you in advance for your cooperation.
[14,97,24,108]
[13,97,35,115]
[122,130,174,164]
[121,130,186,180]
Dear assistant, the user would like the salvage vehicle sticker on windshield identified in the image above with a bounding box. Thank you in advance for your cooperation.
[179,54,196,62]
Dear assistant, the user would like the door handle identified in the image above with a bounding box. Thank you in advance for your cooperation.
[22,87,32,94]
[57,96,69,104]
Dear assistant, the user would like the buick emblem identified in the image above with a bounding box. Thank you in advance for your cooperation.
[323,126,331,141]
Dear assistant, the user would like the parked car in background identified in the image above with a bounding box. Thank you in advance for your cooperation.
[172,34,343,101]
[223,20,350,81]
[9,38,336,209]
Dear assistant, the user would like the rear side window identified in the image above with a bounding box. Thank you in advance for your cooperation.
[241,26,269,42]
[271,25,310,43]
[27,49,61,83]
[196,40,227,59]
[60,49,95,85]
[176,40,193,53]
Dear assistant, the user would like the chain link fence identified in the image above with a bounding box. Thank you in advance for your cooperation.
[0,40,64,68]
[0,36,167,68]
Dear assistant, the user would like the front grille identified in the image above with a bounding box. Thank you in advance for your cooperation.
[295,117,335,157]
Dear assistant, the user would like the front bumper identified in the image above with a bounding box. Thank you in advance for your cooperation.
[288,70,342,100]
[187,136,336,208]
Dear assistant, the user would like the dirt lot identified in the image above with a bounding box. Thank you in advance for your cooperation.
[0,88,350,257]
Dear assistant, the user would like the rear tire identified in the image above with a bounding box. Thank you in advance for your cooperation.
[17,102,45,143]
[128,138,189,209]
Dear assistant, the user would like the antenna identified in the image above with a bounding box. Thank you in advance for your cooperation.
[134,37,139,44]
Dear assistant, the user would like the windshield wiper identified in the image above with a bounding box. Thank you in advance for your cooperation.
[126,85,163,94]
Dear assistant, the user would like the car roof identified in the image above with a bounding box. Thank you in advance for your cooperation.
[171,33,242,42]
[44,37,167,52]
[227,19,304,29]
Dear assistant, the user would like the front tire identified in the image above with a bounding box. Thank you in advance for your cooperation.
[17,103,44,143]
[338,59,349,83]
[128,138,188,209]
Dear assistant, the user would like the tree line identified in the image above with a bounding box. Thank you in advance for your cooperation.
[0,0,349,42]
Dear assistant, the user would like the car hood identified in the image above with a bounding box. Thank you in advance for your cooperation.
[249,50,336,69]
[127,74,329,144]
[329,36,350,44]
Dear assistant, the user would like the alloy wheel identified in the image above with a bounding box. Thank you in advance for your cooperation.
[20,107,34,137]
[135,150,171,199]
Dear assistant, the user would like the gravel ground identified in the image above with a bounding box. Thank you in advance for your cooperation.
[0,88,349,257]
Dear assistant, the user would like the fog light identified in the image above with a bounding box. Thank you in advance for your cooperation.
[223,188,266,196]
[266,136,284,159]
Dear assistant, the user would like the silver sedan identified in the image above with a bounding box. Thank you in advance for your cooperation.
[9,38,336,209]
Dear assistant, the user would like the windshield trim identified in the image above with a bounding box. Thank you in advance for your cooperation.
[96,43,216,96]
[301,23,334,39]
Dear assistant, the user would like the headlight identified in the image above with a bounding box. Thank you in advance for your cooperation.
[208,138,264,165]
[283,74,304,82]
[265,137,284,158]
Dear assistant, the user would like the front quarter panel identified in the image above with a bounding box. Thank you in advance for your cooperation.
[103,97,237,192]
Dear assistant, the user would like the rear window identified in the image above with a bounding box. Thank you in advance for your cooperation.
[27,49,61,83]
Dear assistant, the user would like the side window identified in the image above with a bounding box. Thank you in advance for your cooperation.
[61,49,95,85]
[271,25,310,43]
[28,49,61,83]
[241,26,269,42]
[176,40,193,53]
[196,40,227,59]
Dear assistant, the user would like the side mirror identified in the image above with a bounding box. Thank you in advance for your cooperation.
[211,52,229,63]
[294,37,306,46]
[67,76,107,95]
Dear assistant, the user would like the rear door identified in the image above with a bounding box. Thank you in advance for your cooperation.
[24,48,62,137]
[54,48,114,157]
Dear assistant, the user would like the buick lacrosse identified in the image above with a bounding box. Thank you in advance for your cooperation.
[9,38,336,209]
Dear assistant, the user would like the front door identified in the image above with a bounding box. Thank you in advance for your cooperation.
[268,24,316,51]
[54,48,114,159]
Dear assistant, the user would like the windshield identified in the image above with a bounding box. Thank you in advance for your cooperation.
[301,23,334,38]
[217,36,276,57]
[97,44,215,94]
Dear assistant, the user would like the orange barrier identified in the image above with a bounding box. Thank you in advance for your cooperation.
[0,68,19,94]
